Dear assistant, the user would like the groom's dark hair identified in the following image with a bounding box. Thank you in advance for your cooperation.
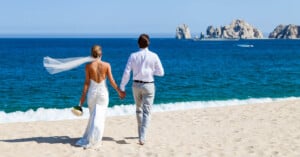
[138,34,150,48]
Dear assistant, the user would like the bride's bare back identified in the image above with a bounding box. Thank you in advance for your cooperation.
[87,60,111,83]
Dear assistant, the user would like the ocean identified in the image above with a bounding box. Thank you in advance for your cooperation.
[1,38,300,123]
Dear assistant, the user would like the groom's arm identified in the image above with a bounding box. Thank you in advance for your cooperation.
[153,54,164,76]
[120,55,133,91]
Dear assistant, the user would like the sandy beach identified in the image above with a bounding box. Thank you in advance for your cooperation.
[1,99,300,157]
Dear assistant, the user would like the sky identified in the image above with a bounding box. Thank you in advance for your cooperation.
[0,0,299,37]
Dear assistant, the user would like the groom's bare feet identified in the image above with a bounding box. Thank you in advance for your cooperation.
[138,141,145,145]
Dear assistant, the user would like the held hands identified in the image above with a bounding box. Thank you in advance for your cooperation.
[119,91,126,99]
[117,89,126,99]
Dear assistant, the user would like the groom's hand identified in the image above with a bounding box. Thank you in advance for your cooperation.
[119,91,126,99]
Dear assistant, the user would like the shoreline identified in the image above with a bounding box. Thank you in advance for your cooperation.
[1,99,300,156]
[1,97,300,124]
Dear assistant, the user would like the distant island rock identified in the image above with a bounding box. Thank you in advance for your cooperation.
[176,24,192,39]
[269,24,300,39]
[205,19,263,39]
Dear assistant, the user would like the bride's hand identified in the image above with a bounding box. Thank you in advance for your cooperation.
[80,97,85,107]
[118,90,126,99]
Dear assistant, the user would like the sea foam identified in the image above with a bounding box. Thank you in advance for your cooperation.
[0,97,299,123]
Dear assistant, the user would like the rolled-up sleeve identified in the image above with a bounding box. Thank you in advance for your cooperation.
[120,55,133,91]
[153,55,164,76]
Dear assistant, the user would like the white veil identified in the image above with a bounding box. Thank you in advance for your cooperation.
[43,56,96,74]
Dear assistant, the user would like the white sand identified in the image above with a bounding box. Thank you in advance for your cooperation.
[1,99,300,157]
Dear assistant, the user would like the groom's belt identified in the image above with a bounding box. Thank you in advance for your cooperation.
[134,80,154,84]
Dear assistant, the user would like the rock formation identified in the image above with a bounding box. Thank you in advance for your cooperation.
[269,24,300,39]
[206,19,263,39]
[176,24,191,39]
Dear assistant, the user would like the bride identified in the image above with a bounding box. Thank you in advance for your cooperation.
[44,45,125,148]
[75,45,125,148]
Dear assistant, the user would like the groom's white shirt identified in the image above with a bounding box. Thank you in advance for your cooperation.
[120,48,164,91]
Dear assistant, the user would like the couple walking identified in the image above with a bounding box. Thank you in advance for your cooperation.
[44,34,164,148]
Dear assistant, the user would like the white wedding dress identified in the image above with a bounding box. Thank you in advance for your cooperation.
[75,79,109,148]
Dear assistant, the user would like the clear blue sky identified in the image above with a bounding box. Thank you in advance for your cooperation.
[0,0,299,36]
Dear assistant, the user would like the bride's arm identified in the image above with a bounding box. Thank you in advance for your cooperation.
[107,63,125,98]
[79,65,90,106]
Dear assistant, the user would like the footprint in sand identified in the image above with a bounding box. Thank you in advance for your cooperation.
[272,151,279,155]
[233,130,239,133]
[234,138,242,142]
[246,145,255,153]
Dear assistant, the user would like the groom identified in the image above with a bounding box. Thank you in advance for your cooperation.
[120,34,164,145]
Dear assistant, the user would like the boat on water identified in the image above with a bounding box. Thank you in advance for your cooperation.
[237,44,254,48]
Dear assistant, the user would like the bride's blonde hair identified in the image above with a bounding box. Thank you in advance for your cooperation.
[91,45,102,58]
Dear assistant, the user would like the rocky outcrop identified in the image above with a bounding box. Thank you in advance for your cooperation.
[176,24,191,39]
[269,24,300,39]
[206,19,263,39]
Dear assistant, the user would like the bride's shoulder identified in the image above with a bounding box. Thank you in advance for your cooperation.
[85,62,94,70]
[101,61,113,70]
[85,62,92,67]
[101,61,110,66]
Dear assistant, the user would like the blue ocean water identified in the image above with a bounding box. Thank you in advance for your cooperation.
[0,38,300,122]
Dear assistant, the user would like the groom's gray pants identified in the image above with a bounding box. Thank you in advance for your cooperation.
[132,82,155,142]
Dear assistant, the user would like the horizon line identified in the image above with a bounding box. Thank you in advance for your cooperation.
[0,33,176,38]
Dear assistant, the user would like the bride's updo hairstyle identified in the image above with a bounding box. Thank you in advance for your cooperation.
[91,45,102,58]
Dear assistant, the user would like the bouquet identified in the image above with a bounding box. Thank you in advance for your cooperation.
[71,106,83,116]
